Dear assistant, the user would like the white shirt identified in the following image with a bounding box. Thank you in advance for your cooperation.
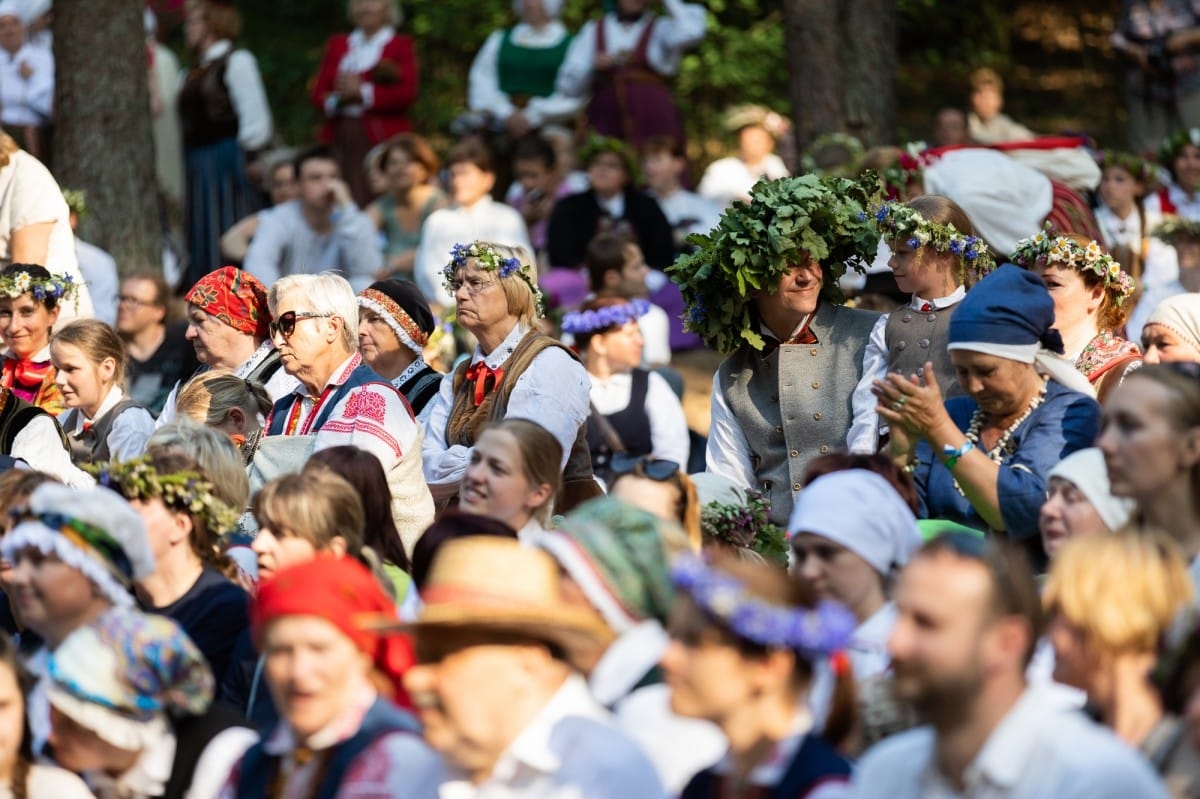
[423,323,589,500]
[58,385,155,463]
[75,237,119,325]
[1147,182,1200,223]
[556,0,707,97]
[12,412,91,487]
[639,303,672,367]
[614,683,727,797]
[588,370,689,468]
[2,764,93,799]
[328,25,396,115]
[189,40,272,150]
[0,150,93,324]
[468,22,582,127]
[243,199,382,292]
[650,187,722,239]
[0,42,52,126]
[848,285,966,454]
[851,685,1170,799]
[1095,203,1176,291]
[698,153,790,209]
[414,198,534,307]
[88,724,257,799]
[411,673,667,799]
[705,368,756,492]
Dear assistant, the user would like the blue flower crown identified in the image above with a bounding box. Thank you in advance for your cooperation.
[671,555,856,658]
[870,201,995,275]
[0,268,77,304]
[442,241,543,316]
[561,298,651,336]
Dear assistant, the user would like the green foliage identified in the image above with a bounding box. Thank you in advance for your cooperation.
[667,174,880,354]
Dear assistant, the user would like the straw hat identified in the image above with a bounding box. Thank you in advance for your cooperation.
[390,537,615,669]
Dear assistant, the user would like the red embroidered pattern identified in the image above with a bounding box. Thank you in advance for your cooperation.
[343,389,387,423]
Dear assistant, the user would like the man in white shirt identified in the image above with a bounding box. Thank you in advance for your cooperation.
[243,146,382,293]
[0,2,51,152]
[852,534,1168,799]
[64,190,118,326]
[401,536,667,798]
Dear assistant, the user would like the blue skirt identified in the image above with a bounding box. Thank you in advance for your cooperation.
[184,137,259,290]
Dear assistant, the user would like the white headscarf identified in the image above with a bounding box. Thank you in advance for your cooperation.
[1047,448,1135,532]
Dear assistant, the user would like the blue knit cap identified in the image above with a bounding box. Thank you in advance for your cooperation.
[948,263,1064,354]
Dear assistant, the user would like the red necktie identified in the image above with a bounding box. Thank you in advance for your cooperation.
[464,361,505,406]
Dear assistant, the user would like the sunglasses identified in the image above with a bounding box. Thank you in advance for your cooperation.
[609,453,680,482]
[268,311,334,340]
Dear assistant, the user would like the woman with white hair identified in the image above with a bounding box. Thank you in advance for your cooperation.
[467,0,581,137]
[423,241,599,513]
[263,271,434,553]
[311,0,417,205]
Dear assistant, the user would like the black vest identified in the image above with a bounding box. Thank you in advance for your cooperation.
[63,398,141,466]
[586,368,653,484]
[178,51,239,150]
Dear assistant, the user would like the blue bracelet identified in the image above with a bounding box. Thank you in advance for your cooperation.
[942,440,975,470]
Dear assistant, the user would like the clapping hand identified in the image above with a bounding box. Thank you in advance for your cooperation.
[873,362,949,458]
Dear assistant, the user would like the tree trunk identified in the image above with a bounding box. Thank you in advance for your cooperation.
[53,0,160,276]
[783,0,897,154]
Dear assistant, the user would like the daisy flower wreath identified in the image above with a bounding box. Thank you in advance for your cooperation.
[1010,227,1136,307]
[442,241,544,317]
[871,200,996,278]
[667,173,880,354]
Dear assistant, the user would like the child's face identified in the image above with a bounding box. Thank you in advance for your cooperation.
[513,158,554,195]
[1099,166,1143,211]
[618,244,650,296]
[641,152,680,192]
[971,85,1003,120]
[1175,145,1200,193]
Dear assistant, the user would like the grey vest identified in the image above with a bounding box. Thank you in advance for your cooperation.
[884,301,962,398]
[719,302,880,526]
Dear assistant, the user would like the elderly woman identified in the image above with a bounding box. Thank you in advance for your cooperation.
[1044,531,1200,791]
[357,277,441,419]
[1012,231,1141,400]
[1142,292,1200,364]
[876,264,1101,555]
[673,174,882,526]
[1098,364,1200,573]
[422,241,598,512]
[264,272,434,552]
[46,608,255,799]
[1039,448,1136,560]
[220,556,434,798]
[788,469,923,681]
[310,0,417,206]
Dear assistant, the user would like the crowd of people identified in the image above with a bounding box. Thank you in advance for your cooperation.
[1,0,1200,797]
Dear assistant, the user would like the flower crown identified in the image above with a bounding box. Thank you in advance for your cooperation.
[87,457,240,537]
[0,267,78,305]
[671,555,855,658]
[699,489,789,566]
[1095,149,1156,185]
[442,241,543,316]
[579,133,638,182]
[1151,215,1200,245]
[1010,228,1136,306]
[561,298,650,336]
[1160,128,1200,166]
[871,200,996,276]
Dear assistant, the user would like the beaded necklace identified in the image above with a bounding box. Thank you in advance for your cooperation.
[955,377,1048,496]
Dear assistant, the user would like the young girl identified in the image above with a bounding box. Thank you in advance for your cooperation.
[662,552,857,797]
[567,296,689,486]
[50,319,155,466]
[458,417,562,540]
[1094,151,1160,291]
[0,634,93,798]
[0,263,77,414]
[175,368,272,463]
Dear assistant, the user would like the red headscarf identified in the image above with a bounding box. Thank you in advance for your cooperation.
[252,556,414,707]
[184,266,271,339]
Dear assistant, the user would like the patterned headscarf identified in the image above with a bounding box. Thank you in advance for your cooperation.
[184,266,271,339]
[252,556,414,706]
[47,608,214,751]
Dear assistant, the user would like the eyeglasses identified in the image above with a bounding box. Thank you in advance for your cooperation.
[268,311,335,340]
[117,295,155,308]
[609,453,680,482]
[447,276,499,297]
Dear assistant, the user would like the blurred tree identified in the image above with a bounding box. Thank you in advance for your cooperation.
[54,0,160,273]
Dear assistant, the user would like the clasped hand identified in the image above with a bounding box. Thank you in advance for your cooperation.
[872,361,951,457]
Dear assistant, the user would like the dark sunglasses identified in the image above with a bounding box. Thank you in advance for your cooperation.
[609,453,680,482]
[268,310,334,339]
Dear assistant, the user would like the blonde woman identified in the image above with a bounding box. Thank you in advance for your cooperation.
[1044,531,1200,792]
[175,369,272,461]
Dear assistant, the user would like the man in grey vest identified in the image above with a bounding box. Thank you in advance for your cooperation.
[670,174,882,526]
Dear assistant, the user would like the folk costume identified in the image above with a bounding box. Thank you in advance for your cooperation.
[0,265,80,415]
[357,279,442,421]
[58,385,154,466]
[672,175,883,526]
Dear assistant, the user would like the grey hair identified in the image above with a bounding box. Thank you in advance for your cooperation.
[348,0,402,27]
[268,272,359,353]
[147,419,251,512]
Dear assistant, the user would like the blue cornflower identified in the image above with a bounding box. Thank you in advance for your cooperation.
[906,237,919,249]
